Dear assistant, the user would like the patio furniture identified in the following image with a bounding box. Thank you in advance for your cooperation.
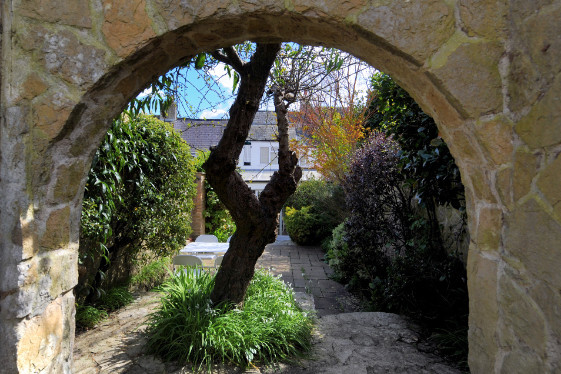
[195,234,219,243]
[172,254,204,274]
[214,255,224,268]
[180,242,229,256]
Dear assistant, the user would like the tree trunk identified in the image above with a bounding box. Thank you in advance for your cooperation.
[204,43,302,306]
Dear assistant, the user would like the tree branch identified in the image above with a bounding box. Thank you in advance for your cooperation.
[210,46,245,73]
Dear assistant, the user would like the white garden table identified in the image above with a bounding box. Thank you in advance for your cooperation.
[180,242,229,256]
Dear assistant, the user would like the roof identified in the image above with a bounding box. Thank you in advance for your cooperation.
[172,119,226,155]
[168,111,297,154]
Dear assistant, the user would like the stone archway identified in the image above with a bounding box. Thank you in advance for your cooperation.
[1,1,559,372]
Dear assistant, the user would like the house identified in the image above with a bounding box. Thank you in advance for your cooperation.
[161,109,319,196]
[160,109,319,235]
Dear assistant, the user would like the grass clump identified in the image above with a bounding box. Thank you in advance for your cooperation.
[76,286,134,329]
[145,269,314,372]
[130,257,172,291]
[76,305,108,329]
[97,286,134,312]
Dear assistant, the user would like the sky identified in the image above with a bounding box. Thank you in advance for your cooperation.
[139,48,376,120]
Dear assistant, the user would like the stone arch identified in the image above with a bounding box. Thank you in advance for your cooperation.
[1,1,560,373]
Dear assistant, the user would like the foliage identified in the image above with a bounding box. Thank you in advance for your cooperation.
[192,150,237,243]
[283,179,346,246]
[284,206,321,246]
[145,270,313,372]
[343,133,414,271]
[79,114,197,297]
[96,286,134,312]
[328,132,468,368]
[324,222,349,272]
[204,185,236,243]
[75,305,108,329]
[366,72,464,209]
[290,71,373,183]
[129,257,172,291]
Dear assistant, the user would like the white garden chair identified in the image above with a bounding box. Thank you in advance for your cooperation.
[214,255,224,268]
[195,234,219,243]
[172,254,203,274]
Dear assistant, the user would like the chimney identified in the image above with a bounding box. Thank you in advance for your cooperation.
[163,101,177,122]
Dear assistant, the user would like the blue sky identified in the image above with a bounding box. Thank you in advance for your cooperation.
[140,49,375,119]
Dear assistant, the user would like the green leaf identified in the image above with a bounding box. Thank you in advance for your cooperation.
[195,53,206,69]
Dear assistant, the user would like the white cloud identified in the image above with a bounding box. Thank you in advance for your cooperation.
[199,108,229,119]
[208,63,235,90]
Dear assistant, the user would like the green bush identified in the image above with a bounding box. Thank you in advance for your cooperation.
[145,270,313,372]
[324,222,349,275]
[78,114,197,300]
[75,286,134,329]
[284,179,345,246]
[75,305,108,329]
[194,151,237,243]
[96,286,134,312]
[284,206,322,246]
[129,257,172,291]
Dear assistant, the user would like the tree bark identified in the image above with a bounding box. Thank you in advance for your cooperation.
[204,43,302,306]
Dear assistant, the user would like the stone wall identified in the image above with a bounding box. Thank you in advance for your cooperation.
[0,1,560,373]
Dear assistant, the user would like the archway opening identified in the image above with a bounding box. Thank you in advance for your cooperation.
[71,30,468,372]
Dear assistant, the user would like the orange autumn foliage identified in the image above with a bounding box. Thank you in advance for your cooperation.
[290,96,372,183]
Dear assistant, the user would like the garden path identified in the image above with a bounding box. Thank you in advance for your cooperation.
[73,240,460,373]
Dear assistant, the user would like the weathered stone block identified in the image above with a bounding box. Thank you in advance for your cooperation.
[513,149,539,202]
[431,41,504,117]
[17,0,92,28]
[496,167,513,207]
[498,273,546,354]
[465,164,497,204]
[476,207,502,251]
[504,199,561,289]
[458,0,507,39]
[102,0,157,58]
[39,207,71,251]
[16,294,74,373]
[537,152,561,220]
[20,73,48,101]
[474,116,514,166]
[52,162,87,203]
[500,350,545,374]
[356,0,455,65]
[467,250,499,373]
[515,75,561,148]
[517,6,561,84]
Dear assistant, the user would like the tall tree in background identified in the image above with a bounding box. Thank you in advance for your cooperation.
[290,65,372,183]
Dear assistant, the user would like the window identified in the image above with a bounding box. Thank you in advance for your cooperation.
[260,147,269,164]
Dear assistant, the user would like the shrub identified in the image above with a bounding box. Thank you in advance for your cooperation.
[331,132,468,368]
[366,72,464,209]
[324,222,349,276]
[284,179,345,246]
[75,286,134,329]
[145,270,313,372]
[96,286,134,312]
[78,114,197,300]
[195,150,237,243]
[75,305,108,329]
[284,206,322,246]
[129,257,172,291]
